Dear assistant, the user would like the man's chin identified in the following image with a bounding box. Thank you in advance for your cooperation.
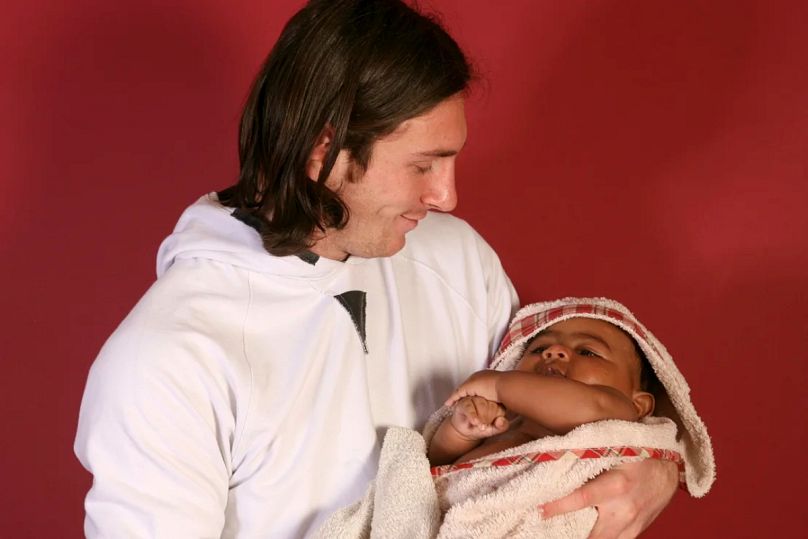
[365,236,407,259]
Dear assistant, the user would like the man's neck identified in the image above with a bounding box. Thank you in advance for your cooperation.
[308,235,349,262]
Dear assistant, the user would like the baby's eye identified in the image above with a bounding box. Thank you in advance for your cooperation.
[578,348,600,358]
[530,345,547,355]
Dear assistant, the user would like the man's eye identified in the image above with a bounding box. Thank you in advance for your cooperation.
[413,164,432,174]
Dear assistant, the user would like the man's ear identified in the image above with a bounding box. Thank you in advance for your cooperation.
[632,391,656,418]
[306,125,335,181]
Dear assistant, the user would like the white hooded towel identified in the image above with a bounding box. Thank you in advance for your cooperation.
[314,297,715,538]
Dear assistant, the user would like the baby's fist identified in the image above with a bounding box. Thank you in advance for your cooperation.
[451,396,509,440]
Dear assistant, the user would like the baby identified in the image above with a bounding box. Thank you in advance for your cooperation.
[428,316,658,465]
[315,298,715,538]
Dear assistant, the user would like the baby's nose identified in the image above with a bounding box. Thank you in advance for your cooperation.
[541,344,570,361]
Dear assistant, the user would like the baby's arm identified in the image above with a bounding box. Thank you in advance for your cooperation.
[427,396,508,466]
[445,370,639,434]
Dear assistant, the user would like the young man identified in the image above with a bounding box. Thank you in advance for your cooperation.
[74,1,677,537]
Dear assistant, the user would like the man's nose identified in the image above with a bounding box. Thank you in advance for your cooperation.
[421,161,457,212]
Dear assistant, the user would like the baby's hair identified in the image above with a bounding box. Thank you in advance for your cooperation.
[626,333,661,395]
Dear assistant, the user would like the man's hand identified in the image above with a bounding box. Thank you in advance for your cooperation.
[450,396,509,440]
[445,369,503,406]
[540,458,679,538]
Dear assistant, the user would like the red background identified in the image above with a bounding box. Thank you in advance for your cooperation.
[2,0,807,536]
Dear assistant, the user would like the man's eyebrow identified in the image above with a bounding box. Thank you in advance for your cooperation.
[412,148,462,158]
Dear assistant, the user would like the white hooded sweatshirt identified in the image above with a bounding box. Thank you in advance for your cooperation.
[75,194,517,538]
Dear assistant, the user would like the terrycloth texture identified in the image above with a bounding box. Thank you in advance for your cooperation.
[483,298,715,497]
[315,297,715,538]
[315,418,682,539]
[434,416,681,538]
[313,427,440,539]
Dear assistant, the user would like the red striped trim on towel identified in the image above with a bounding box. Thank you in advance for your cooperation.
[430,446,685,484]
[497,303,653,357]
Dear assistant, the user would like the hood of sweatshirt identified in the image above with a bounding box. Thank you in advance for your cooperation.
[156,193,363,279]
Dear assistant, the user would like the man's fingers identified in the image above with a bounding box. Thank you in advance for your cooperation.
[587,503,641,539]
[543,468,633,517]
[540,461,677,539]
[540,486,592,518]
[540,470,628,517]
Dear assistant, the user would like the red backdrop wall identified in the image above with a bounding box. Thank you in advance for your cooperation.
[2,0,806,536]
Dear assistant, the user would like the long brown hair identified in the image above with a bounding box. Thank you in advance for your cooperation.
[218,0,472,255]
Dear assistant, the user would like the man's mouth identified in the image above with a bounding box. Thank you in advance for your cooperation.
[400,213,427,230]
[402,212,427,222]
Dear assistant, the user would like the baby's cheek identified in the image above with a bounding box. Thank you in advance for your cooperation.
[514,356,538,373]
[570,364,611,385]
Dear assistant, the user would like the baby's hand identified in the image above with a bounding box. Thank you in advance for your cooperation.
[450,396,509,440]
[445,369,503,407]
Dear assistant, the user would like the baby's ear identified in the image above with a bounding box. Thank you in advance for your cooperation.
[632,391,656,418]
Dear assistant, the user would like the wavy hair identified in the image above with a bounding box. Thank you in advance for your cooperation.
[217,0,472,255]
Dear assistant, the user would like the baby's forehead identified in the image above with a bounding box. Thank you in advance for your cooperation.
[540,317,624,338]
[531,317,639,357]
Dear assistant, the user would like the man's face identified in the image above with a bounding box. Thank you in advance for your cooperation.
[515,318,644,399]
[311,95,467,260]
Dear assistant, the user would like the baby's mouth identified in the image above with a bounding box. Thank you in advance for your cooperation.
[542,365,565,378]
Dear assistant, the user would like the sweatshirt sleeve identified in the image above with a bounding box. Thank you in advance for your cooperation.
[74,318,240,537]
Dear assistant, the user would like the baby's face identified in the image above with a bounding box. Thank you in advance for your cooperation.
[515,318,643,398]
